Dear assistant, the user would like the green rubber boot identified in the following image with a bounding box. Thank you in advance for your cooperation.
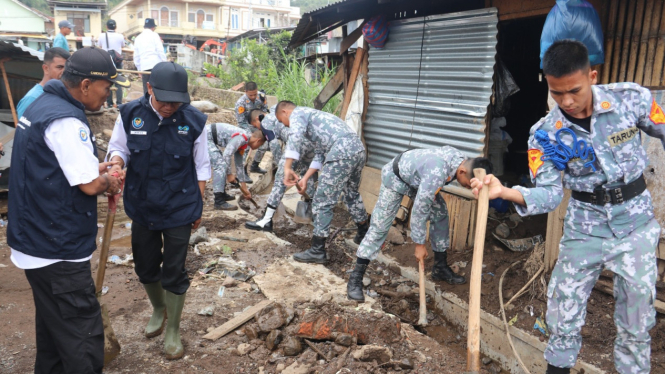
[143,282,167,338]
[164,291,186,360]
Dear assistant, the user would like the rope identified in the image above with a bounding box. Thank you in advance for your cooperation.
[499,260,532,374]
[534,128,597,172]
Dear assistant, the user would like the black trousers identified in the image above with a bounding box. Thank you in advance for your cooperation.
[24,261,104,374]
[131,222,192,295]
[106,84,122,107]
[141,71,151,93]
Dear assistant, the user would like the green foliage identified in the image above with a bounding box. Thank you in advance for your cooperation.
[271,56,341,114]
[16,0,51,15]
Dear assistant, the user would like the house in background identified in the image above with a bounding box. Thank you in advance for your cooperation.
[108,0,301,46]
[48,0,106,50]
[0,0,53,50]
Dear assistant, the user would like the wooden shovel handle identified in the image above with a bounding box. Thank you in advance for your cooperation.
[295,180,311,200]
[418,259,427,326]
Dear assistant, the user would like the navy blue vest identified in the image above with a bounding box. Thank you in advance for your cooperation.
[8,80,99,260]
[119,95,206,230]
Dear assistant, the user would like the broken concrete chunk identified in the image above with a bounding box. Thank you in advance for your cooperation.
[281,361,310,374]
[243,324,259,340]
[256,304,288,332]
[362,277,371,287]
[237,343,255,355]
[494,223,510,239]
[482,357,493,365]
[395,284,412,294]
[334,333,355,347]
[265,330,283,351]
[387,226,405,245]
[189,226,209,245]
[399,358,414,369]
[190,100,219,113]
[222,277,237,287]
[281,336,303,356]
[352,344,393,364]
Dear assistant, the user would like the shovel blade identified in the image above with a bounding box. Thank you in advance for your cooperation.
[101,303,121,365]
[293,200,313,224]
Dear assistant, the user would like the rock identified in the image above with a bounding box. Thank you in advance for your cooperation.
[452,261,467,268]
[495,223,510,239]
[102,129,113,138]
[237,343,255,355]
[414,351,427,363]
[509,213,523,222]
[450,264,460,274]
[397,299,410,312]
[189,226,208,245]
[244,324,259,340]
[482,357,492,365]
[387,226,405,245]
[396,284,412,293]
[488,362,502,374]
[190,100,219,113]
[281,336,303,356]
[399,358,414,370]
[505,304,515,311]
[352,344,393,364]
[285,307,296,325]
[222,277,237,287]
[334,333,355,347]
[492,245,504,252]
[256,304,288,332]
[276,363,285,373]
[362,277,371,287]
[197,305,214,316]
[378,279,387,286]
[281,362,310,374]
[581,327,591,338]
[265,330,283,351]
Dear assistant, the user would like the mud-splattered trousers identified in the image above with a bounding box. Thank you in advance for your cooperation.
[512,83,665,373]
[356,147,465,260]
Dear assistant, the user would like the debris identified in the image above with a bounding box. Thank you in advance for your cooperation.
[265,330,282,351]
[203,300,273,340]
[243,324,259,340]
[237,343,255,355]
[281,336,303,356]
[217,286,226,298]
[107,254,134,267]
[508,314,518,326]
[222,277,237,287]
[281,361,309,374]
[216,257,256,281]
[198,306,215,316]
[0,264,8,268]
[219,235,248,242]
[534,315,550,337]
[334,333,355,347]
[450,264,460,274]
[256,304,289,332]
[482,357,493,365]
[352,345,393,364]
[494,223,510,239]
[97,223,104,228]
[231,82,245,91]
[362,277,371,287]
[101,286,109,295]
[304,339,329,362]
[452,261,467,269]
[264,232,291,246]
[189,226,209,245]
[366,289,378,298]
[526,305,534,317]
[493,233,544,252]
[396,284,412,293]
[387,226,405,245]
[414,350,427,363]
[509,213,523,223]
[190,100,219,113]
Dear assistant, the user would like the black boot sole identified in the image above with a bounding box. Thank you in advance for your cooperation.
[250,169,267,174]
[347,295,365,302]
[432,275,467,285]
[293,256,328,264]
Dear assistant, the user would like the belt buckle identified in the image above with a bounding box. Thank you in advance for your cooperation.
[614,187,623,204]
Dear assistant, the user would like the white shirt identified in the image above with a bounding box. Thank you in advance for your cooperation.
[11,117,99,270]
[98,30,125,52]
[133,28,167,71]
[106,97,211,181]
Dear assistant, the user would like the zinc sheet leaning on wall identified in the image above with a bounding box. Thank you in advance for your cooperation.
[363,8,498,168]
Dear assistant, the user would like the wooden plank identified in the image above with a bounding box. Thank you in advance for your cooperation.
[626,0,646,82]
[0,60,17,126]
[610,0,629,83]
[313,66,344,110]
[452,198,472,251]
[202,299,273,340]
[634,0,655,85]
[643,0,663,85]
[340,48,366,120]
[443,185,475,200]
[544,188,571,272]
[651,0,665,85]
[360,45,370,124]
[339,19,368,55]
[467,200,477,248]
[617,0,637,82]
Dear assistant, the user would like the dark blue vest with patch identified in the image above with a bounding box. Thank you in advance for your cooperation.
[119,95,206,230]
[8,80,99,259]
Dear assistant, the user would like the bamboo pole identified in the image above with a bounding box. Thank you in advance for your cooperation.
[602,0,620,84]
[618,0,637,82]
[610,0,629,83]
[635,0,655,85]
[0,60,18,126]
[626,0,646,82]
[655,0,665,85]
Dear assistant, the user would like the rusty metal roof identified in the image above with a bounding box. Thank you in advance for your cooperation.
[0,40,44,80]
[288,0,482,48]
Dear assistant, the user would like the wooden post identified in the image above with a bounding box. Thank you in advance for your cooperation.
[544,189,571,272]
[466,168,489,373]
[610,0,628,83]
[643,0,663,85]
[340,48,365,120]
[0,59,18,126]
[618,0,637,82]
[601,0,620,84]
[313,66,344,110]
[626,0,646,82]
[341,25,349,94]
[651,0,665,85]
[635,0,655,85]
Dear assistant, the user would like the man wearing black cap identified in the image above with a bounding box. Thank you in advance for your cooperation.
[98,19,126,108]
[8,47,127,374]
[133,18,167,93]
[107,61,210,360]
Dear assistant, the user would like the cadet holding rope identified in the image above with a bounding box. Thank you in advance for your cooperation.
[472,40,665,374]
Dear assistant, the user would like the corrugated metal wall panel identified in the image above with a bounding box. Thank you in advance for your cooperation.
[364,8,498,168]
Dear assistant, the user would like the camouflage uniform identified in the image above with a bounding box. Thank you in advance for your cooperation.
[206,122,248,194]
[285,107,366,237]
[235,93,269,165]
[262,111,317,207]
[513,83,665,373]
[357,147,464,260]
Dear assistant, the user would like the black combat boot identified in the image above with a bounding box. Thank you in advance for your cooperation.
[546,364,570,374]
[293,236,328,264]
[214,192,238,211]
[347,262,368,302]
[431,251,466,285]
[218,192,235,201]
[250,161,267,174]
[245,205,275,232]
[353,217,370,245]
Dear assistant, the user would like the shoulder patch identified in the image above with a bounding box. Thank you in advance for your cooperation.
[601,101,611,110]
[79,127,89,143]
[527,149,544,177]
[238,106,245,114]
[555,120,563,129]
[650,99,665,125]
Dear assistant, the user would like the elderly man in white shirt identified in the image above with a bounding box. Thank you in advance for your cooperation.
[133,18,167,93]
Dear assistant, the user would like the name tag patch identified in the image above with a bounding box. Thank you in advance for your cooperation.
[607,127,639,147]
[178,125,189,135]
[131,131,147,135]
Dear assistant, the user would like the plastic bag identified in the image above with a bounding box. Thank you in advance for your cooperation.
[362,15,389,49]
[493,56,519,117]
[540,0,604,68]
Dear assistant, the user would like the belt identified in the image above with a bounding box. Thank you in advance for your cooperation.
[571,176,646,205]
[211,123,218,145]
[392,151,409,185]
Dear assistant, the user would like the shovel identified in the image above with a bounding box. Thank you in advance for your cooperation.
[417,259,428,327]
[293,182,313,225]
[94,176,123,365]
[238,183,259,209]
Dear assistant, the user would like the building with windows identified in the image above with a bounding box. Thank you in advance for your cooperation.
[0,0,53,50]
[47,0,106,50]
[108,0,301,45]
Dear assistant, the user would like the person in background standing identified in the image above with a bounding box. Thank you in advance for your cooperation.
[16,47,70,119]
[98,19,126,108]
[133,18,166,93]
[53,20,74,51]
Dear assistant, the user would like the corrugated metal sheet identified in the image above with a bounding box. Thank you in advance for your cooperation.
[363,8,498,168]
